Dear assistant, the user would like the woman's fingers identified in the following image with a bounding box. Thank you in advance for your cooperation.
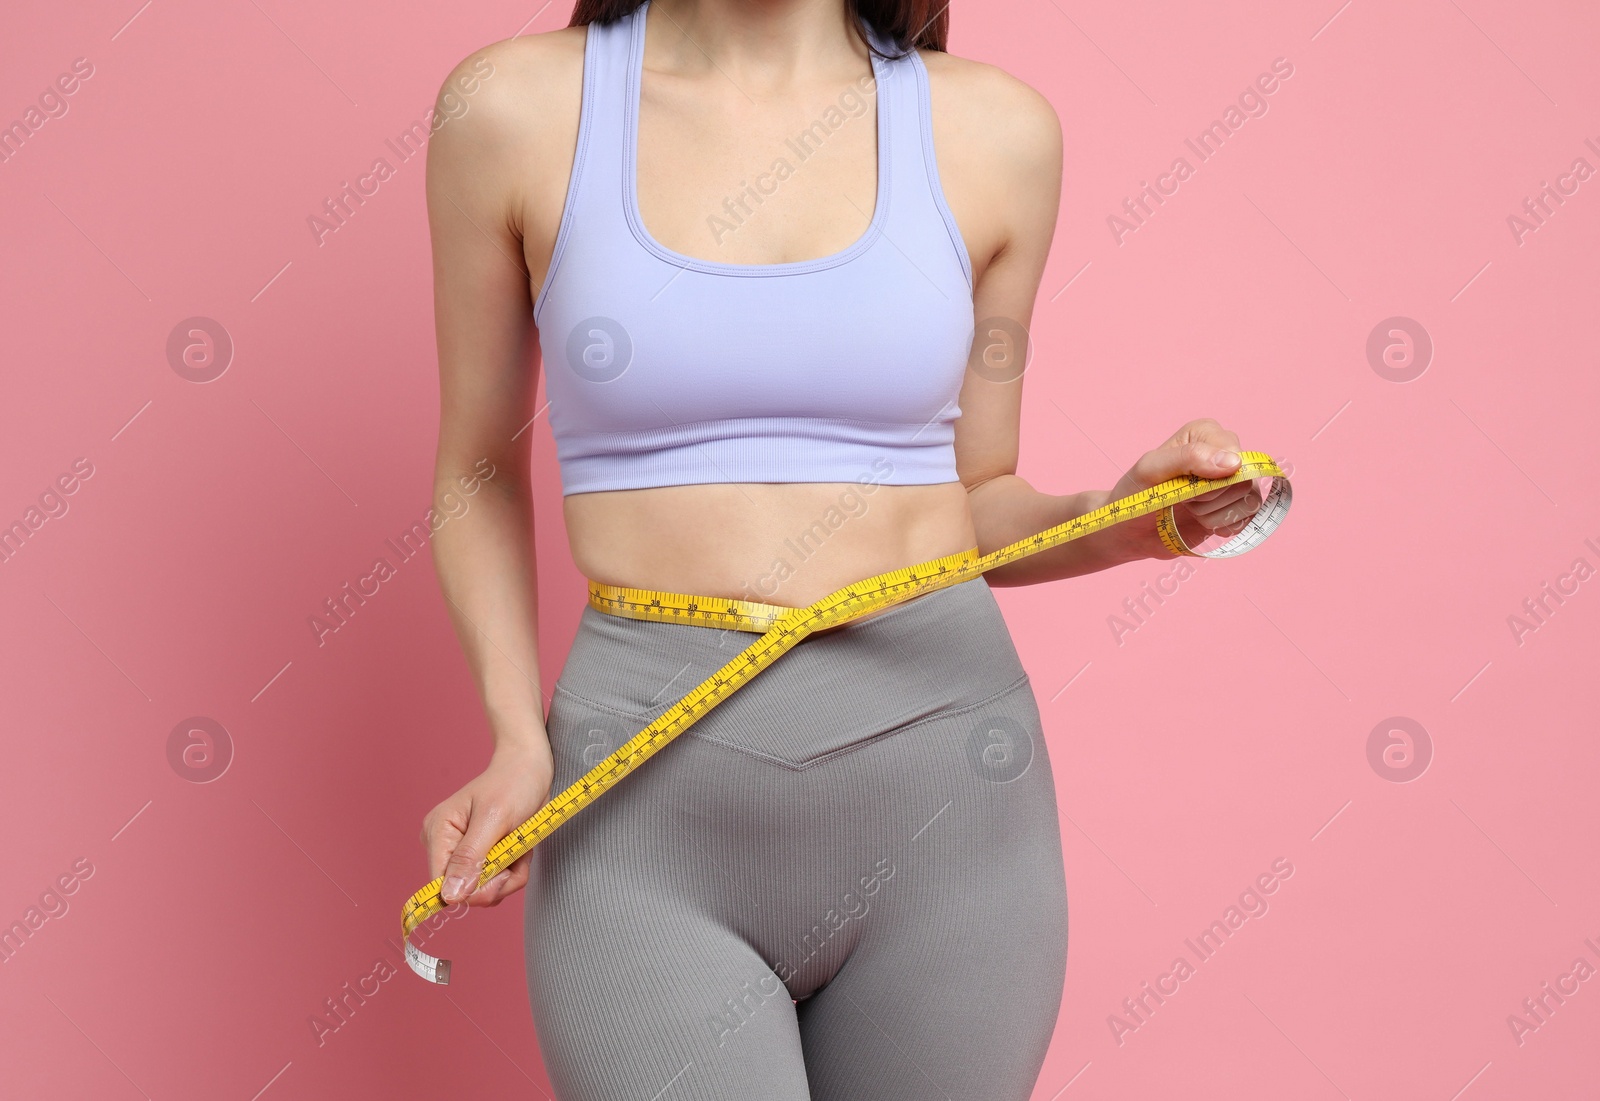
[467,856,532,907]
[1186,508,1256,538]
[474,870,512,906]
[421,799,470,883]
[1185,483,1259,523]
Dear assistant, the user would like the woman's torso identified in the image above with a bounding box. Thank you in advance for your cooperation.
[513,4,1007,608]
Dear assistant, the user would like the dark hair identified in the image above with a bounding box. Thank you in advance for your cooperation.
[565,0,948,59]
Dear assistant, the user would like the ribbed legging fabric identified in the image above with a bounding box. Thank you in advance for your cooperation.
[524,577,1068,1100]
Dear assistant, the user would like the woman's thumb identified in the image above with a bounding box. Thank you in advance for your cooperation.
[1184,441,1240,476]
[1209,446,1241,473]
[440,827,492,903]
[1138,441,1239,487]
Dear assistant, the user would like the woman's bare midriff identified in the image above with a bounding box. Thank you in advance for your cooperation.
[564,480,978,623]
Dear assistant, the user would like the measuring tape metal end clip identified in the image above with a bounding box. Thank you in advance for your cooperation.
[402,451,1292,981]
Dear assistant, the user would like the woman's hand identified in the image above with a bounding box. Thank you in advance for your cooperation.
[1101,418,1265,563]
[420,740,554,908]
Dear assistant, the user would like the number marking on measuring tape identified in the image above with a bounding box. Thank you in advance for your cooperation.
[402,451,1292,982]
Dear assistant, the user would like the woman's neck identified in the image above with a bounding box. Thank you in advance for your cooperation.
[644,0,868,90]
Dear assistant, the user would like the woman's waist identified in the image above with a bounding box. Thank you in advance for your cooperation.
[555,572,1025,737]
[563,480,977,611]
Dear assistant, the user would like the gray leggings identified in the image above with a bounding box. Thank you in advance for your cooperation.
[524,577,1068,1100]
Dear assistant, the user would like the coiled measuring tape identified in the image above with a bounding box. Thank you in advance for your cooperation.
[402,451,1291,982]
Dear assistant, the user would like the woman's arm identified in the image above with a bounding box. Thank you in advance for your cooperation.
[419,44,556,907]
[935,60,1259,587]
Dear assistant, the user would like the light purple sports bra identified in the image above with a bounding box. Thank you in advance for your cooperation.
[534,0,975,496]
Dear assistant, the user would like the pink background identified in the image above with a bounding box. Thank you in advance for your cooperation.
[3,0,1597,1097]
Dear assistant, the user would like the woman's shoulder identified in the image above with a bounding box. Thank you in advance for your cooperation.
[916,48,1060,173]
[427,26,589,162]
[454,23,588,84]
[911,49,1061,278]
[424,26,594,245]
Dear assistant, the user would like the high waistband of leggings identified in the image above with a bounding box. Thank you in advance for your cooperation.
[552,575,1028,752]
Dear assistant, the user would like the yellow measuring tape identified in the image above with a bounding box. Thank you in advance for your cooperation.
[402,451,1292,982]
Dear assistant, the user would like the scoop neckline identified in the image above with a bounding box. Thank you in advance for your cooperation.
[622,0,892,277]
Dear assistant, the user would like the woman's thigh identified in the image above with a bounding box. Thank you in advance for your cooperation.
[524,670,817,1101]
[793,684,1069,1101]
[525,857,812,1099]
